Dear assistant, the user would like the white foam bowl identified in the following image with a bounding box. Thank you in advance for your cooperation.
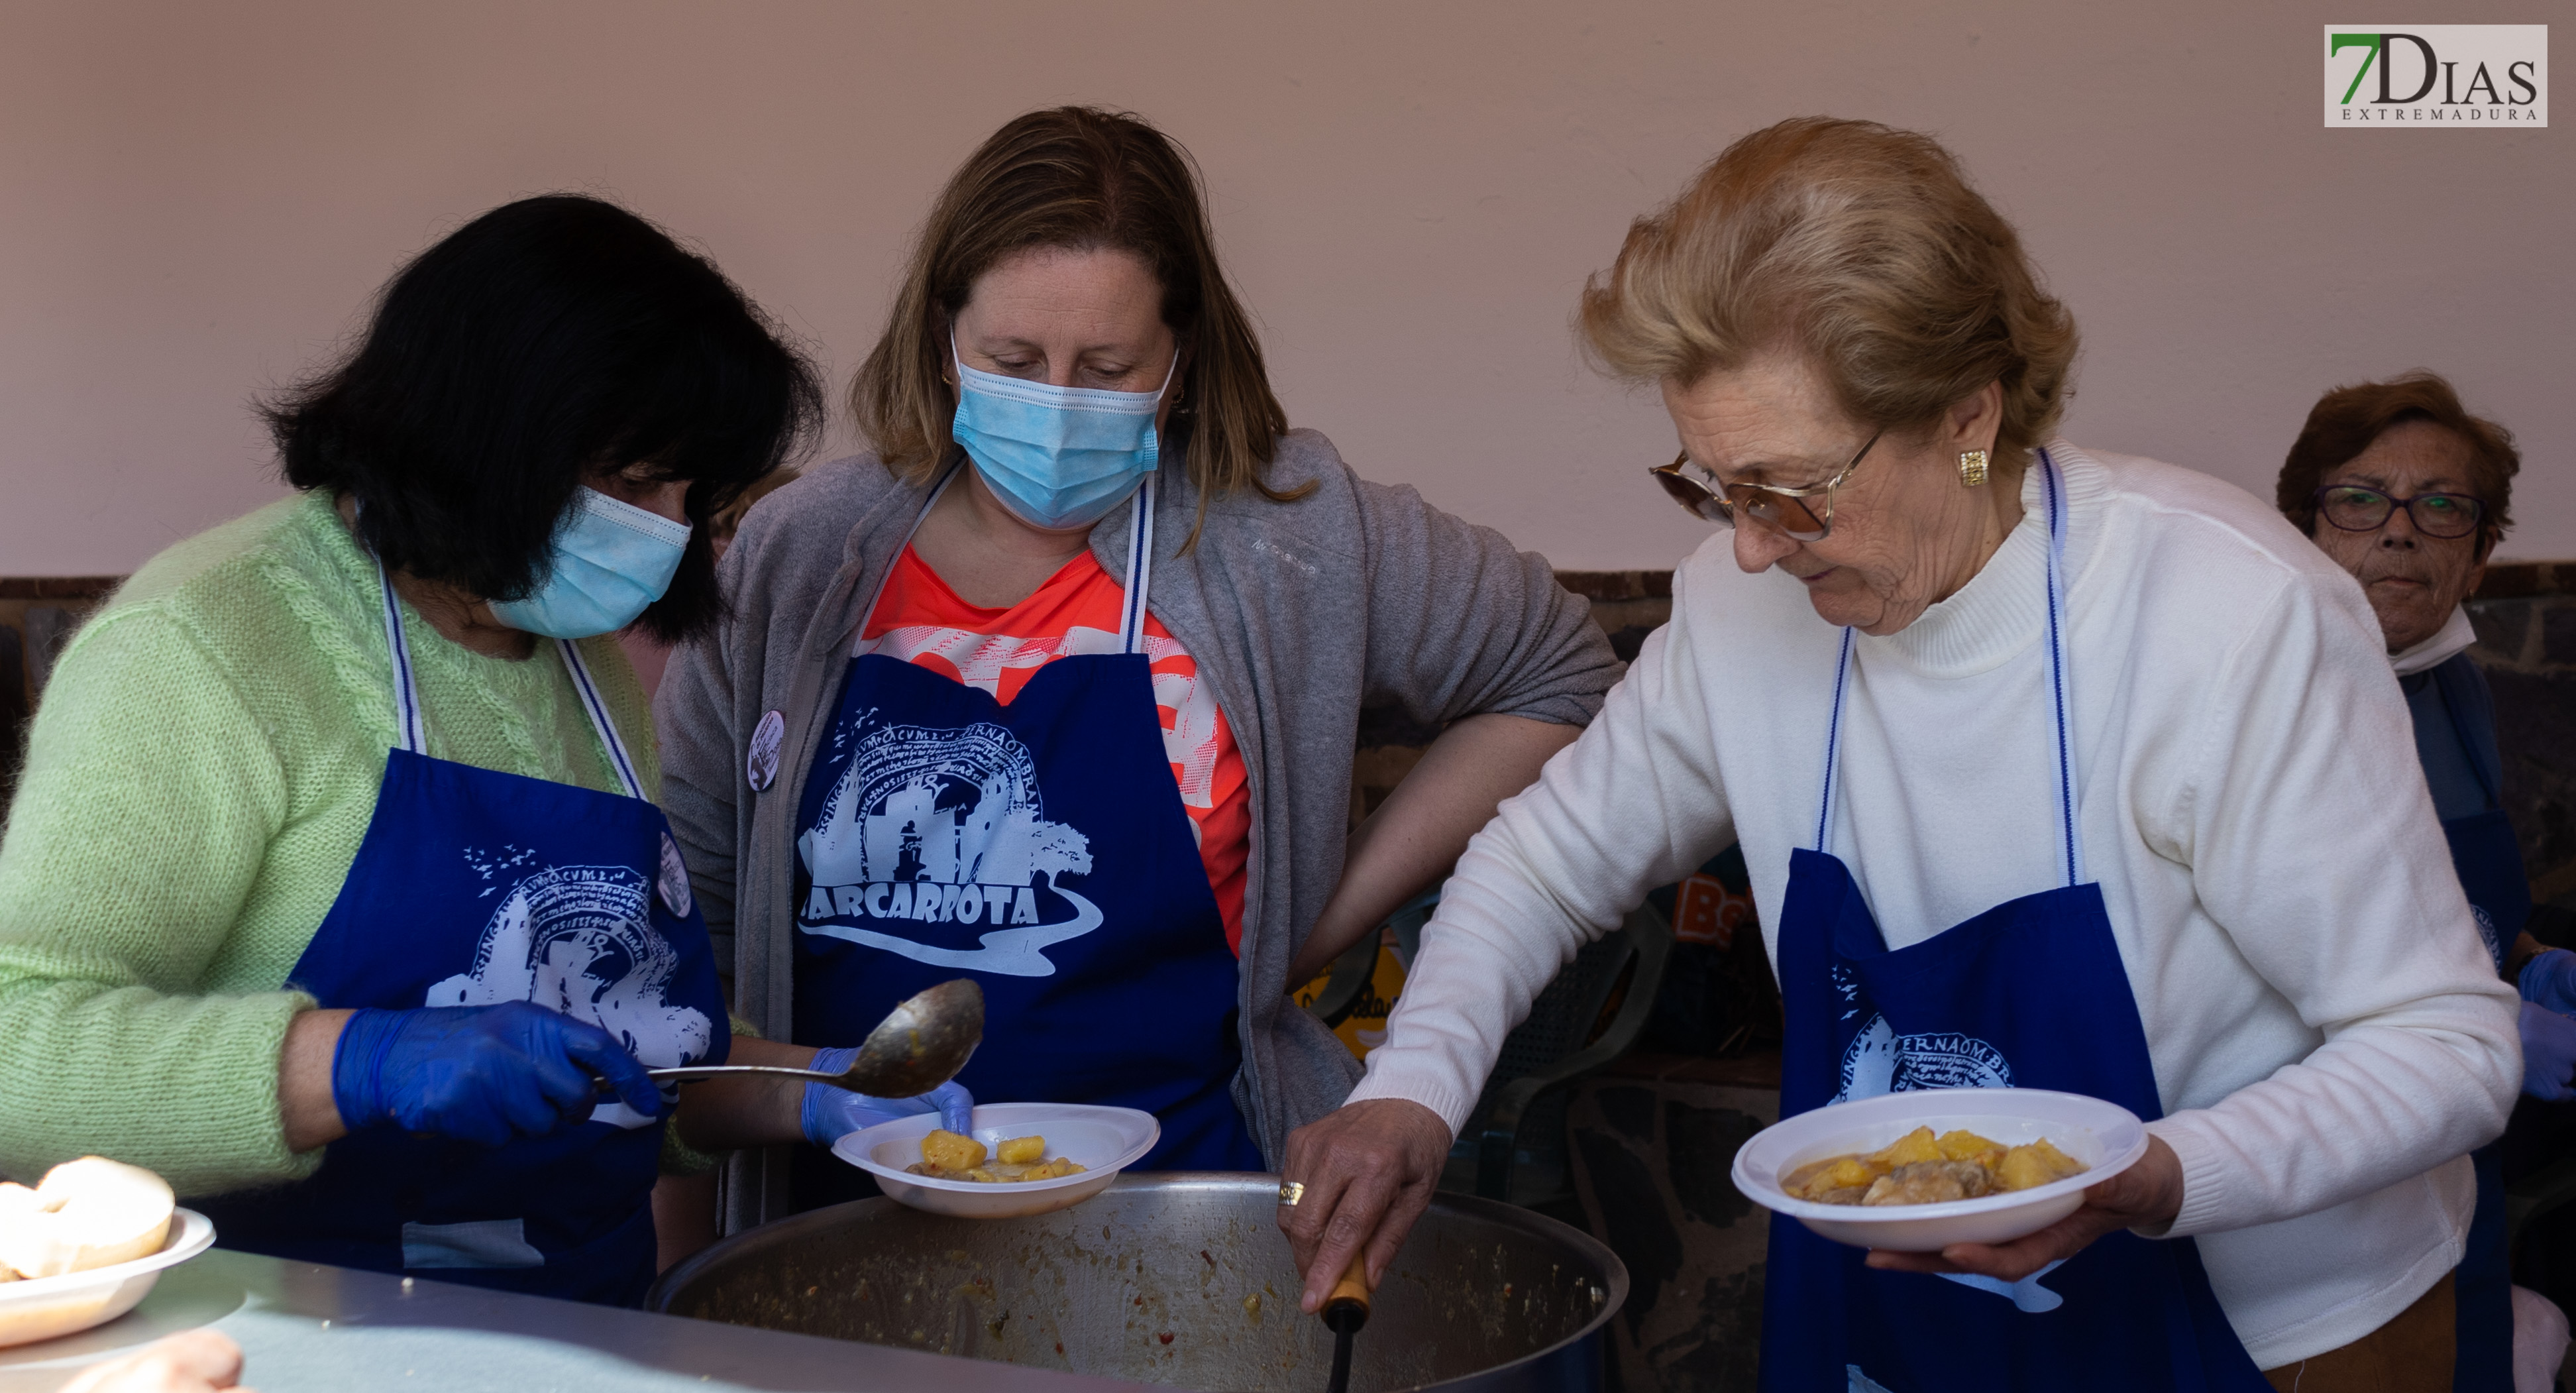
[1732,1088,2147,1251]
[832,1103,1159,1219]
[0,1208,216,1349]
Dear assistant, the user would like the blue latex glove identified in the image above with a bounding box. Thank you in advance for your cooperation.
[2520,1001,2576,1102]
[800,1046,975,1147]
[331,1001,662,1146]
[2523,948,2576,1017]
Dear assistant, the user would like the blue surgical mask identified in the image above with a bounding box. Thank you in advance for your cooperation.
[950,338,1175,530]
[487,486,693,639]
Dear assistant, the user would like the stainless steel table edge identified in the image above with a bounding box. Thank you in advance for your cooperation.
[3,1247,1160,1392]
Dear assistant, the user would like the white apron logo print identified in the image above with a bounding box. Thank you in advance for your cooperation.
[2472,904,2502,967]
[1834,1009,2063,1313]
[427,864,714,1129]
[794,719,1098,977]
[1833,1014,2015,1103]
[657,832,692,919]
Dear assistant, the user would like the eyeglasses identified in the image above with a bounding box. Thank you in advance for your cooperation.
[2311,484,2486,540]
[1648,431,1883,541]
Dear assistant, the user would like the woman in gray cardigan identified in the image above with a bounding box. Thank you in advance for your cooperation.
[659,107,1619,1227]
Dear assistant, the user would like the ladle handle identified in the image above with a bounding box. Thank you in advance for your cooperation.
[592,1064,849,1097]
[644,1064,843,1084]
[1324,1253,1373,1323]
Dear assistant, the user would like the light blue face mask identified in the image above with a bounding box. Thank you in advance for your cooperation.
[950,338,1176,531]
[487,486,693,639]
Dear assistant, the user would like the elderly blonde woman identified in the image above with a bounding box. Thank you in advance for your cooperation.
[1279,119,2518,1391]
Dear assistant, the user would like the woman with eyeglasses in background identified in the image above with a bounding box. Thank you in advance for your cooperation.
[2281,372,2575,1392]
[1278,119,2519,1392]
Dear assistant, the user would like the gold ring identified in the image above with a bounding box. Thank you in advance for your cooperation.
[1277,1180,1305,1207]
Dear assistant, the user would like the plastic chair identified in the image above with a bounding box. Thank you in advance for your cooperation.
[1303,892,1674,1205]
[1456,900,1673,1203]
[1307,891,1439,1029]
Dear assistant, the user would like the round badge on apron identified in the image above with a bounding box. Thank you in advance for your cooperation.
[747,708,784,792]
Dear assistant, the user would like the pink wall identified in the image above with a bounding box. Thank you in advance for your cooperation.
[3,1,2567,573]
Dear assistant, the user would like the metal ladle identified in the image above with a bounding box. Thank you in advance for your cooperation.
[616,978,984,1099]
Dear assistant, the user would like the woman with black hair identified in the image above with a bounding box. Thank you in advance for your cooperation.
[0,194,822,1304]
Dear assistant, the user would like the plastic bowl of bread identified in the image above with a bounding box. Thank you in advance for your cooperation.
[833,1102,1159,1219]
[0,1157,213,1349]
[1731,1087,2148,1252]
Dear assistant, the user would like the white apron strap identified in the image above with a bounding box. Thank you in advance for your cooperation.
[374,557,646,803]
[556,639,647,803]
[1116,474,1157,655]
[1813,627,1856,856]
[1812,449,2082,887]
[849,461,1159,657]
[374,559,428,757]
[2037,447,2082,886]
[851,459,968,652]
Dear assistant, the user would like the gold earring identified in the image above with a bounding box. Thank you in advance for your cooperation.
[1957,450,1990,488]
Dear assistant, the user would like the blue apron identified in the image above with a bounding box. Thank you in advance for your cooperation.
[1761,451,2273,1393]
[790,469,1263,1178]
[2420,652,2528,1393]
[199,561,728,1306]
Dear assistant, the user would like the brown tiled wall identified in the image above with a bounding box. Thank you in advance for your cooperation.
[2465,567,2576,914]
[0,581,116,806]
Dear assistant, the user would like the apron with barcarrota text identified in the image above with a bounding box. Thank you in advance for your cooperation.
[789,466,1263,1186]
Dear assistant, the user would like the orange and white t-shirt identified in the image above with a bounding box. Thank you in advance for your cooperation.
[859,544,1252,954]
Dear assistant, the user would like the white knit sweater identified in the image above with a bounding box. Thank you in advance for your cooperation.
[1349,441,2520,1367]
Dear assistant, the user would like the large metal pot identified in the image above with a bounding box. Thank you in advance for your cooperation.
[649,1174,1627,1392]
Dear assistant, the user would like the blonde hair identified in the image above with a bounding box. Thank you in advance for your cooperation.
[851,107,1305,540]
[1580,117,2078,472]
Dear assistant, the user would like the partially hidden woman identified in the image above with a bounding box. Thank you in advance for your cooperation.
[655,106,1621,1223]
[2279,372,2576,1391]
[1279,119,2520,1391]
[0,195,822,1304]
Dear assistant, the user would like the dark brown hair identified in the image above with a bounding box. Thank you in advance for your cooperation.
[851,107,1303,539]
[2277,372,2518,557]
[266,194,821,643]
[1580,117,2078,478]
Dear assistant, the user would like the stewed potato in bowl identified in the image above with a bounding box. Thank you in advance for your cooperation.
[1732,1088,2148,1251]
[908,1127,1090,1183]
[833,1102,1158,1219]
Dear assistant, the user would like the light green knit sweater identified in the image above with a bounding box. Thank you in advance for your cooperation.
[0,491,659,1193]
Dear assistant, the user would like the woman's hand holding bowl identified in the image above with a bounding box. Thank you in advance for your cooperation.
[1863,1134,2184,1281]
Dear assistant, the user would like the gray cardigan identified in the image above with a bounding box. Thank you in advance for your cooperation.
[654,428,1619,1229]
